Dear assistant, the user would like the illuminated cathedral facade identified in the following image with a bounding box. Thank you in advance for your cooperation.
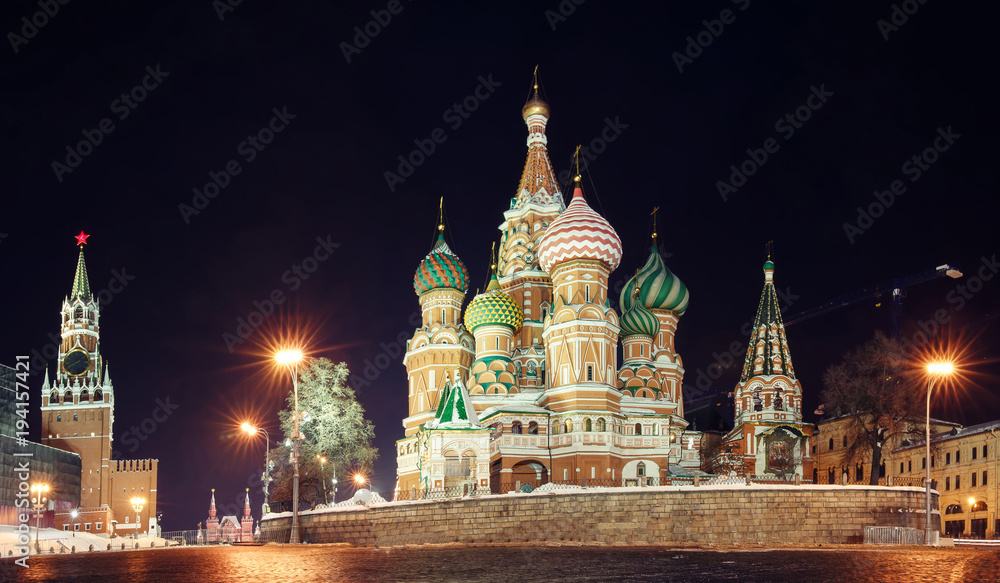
[395,82,704,494]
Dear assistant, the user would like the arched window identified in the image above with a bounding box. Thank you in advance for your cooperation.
[972,501,988,512]
[774,388,784,411]
[634,423,642,436]
[511,421,523,434]
[587,365,593,381]
[564,419,572,434]
[652,424,658,436]
[528,421,538,435]
[827,468,835,484]
[596,418,606,432]
[75,306,84,319]
[944,504,962,515]
[584,418,592,432]
[80,389,89,402]
[637,462,646,477]
[57,414,61,422]
[94,389,103,402]
[441,308,446,324]
[753,389,762,412]
[73,413,78,422]
[50,390,58,403]
[829,438,834,451]
[65,390,73,403]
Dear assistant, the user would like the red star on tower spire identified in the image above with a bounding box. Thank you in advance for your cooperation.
[75,231,90,247]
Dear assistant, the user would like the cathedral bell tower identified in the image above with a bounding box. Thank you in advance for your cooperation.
[41,232,115,508]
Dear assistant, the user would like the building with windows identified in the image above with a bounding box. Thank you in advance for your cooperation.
[396,81,701,495]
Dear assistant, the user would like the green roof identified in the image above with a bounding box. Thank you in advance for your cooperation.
[71,248,92,300]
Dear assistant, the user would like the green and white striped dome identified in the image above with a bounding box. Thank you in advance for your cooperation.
[620,245,689,315]
[620,301,660,338]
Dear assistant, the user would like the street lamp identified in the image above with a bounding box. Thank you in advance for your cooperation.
[276,349,304,543]
[924,361,954,545]
[30,483,49,553]
[70,509,79,537]
[131,497,146,539]
[242,422,273,515]
[317,455,329,505]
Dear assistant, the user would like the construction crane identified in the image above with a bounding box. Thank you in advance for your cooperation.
[783,264,963,339]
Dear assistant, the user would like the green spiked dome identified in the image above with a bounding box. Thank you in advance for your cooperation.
[71,247,92,300]
[620,245,689,315]
[413,233,470,296]
[463,275,524,332]
[620,301,660,338]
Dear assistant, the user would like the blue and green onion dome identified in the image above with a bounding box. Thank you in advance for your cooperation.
[463,274,524,333]
[619,245,689,315]
[620,300,660,338]
[413,234,470,296]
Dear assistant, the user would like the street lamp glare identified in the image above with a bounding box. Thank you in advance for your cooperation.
[926,362,954,375]
[354,474,366,485]
[276,349,303,365]
[241,422,255,434]
[969,497,976,506]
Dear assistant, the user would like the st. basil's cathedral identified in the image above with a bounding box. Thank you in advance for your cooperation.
[395,79,814,494]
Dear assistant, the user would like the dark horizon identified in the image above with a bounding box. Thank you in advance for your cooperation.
[3,0,998,530]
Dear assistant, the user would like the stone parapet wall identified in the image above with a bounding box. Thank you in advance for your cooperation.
[261,485,937,547]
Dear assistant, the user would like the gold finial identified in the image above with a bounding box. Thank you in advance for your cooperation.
[573,145,582,182]
[650,206,660,243]
[532,64,539,91]
[246,487,249,493]
[632,267,641,300]
[490,242,497,274]
[438,197,445,232]
[211,488,215,493]
[766,240,773,260]
[522,66,550,121]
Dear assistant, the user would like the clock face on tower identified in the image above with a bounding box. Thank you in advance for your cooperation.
[64,349,91,376]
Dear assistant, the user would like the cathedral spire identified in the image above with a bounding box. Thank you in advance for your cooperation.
[740,257,795,381]
[42,367,50,391]
[103,363,112,387]
[513,68,563,210]
[209,489,217,519]
[71,231,92,301]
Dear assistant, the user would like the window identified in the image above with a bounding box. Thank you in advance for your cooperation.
[74,524,79,531]
[585,285,590,302]
[96,523,102,531]
[984,445,988,458]
[908,460,912,473]
[972,473,977,487]
[973,447,978,460]
[900,462,904,474]
[947,453,951,464]
[94,390,103,402]
[528,422,538,435]
[856,464,864,481]
[496,337,499,351]
[972,501,988,512]
[956,475,961,489]
[441,308,446,324]
[85,523,91,531]
[829,438,834,451]
[635,423,642,436]
[596,418,605,432]
[931,455,935,468]
[63,525,69,531]
[57,414,61,422]
[81,389,89,402]
[828,468,835,484]
[637,462,646,477]
[511,422,522,434]
[946,477,950,490]
[65,390,73,402]
[812,445,816,455]
[983,471,988,486]
[73,413,78,421]
[774,389,784,411]
[922,457,926,470]
[587,365,593,381]
[944,504,962,515]
[50,390,58,402]
[956,450,961,463]
[564,419,572,434]
[584,418,592,432]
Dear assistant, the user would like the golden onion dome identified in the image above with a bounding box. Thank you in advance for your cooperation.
[522,88,550,121]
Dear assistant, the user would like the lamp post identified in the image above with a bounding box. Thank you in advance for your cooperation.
[242,422,273,515]
[276,349,304,544]
[70,509,79,537]
[317,455,328,505]
[30,483,49,554]
[924,362,954,545]
[131,497,146,539]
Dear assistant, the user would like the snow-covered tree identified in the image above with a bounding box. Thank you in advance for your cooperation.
[268,359,377,505]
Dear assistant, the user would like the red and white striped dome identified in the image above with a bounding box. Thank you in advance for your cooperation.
[539,187,622,273]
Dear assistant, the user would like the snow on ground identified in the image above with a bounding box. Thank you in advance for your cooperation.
[0,525,174,556]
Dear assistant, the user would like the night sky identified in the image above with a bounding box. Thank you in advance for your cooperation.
[3,1,998,530]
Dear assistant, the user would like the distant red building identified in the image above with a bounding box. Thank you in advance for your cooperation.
[206,489,253,543]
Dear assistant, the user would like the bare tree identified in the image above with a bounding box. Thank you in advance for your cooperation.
[821,332,924,485]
